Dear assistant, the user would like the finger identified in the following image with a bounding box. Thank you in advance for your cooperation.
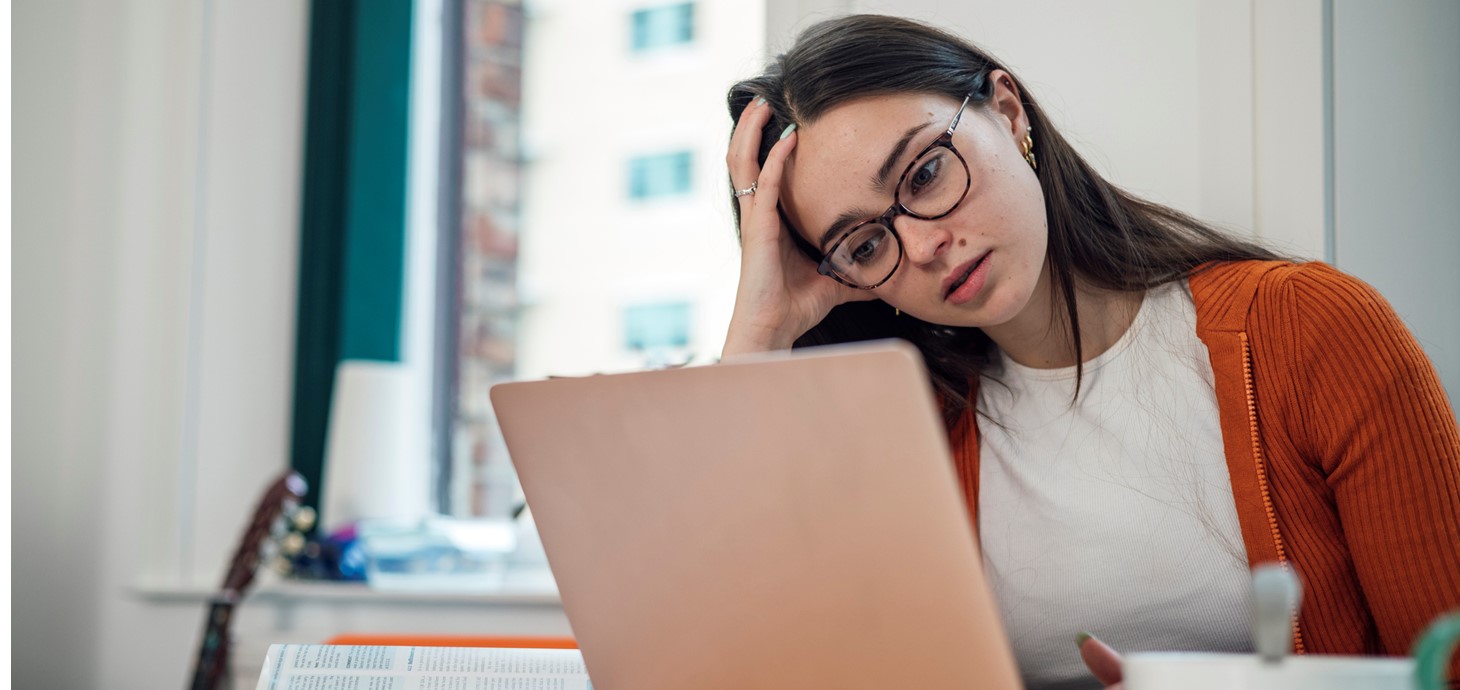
[727,96,774,188]
[727,95,770,171]
[1077,632,1124,687]
[743,126,797,243]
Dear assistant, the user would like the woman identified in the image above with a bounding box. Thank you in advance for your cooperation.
[721,14,1460,690]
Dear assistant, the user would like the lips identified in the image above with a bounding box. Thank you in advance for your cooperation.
[942,252,990,300]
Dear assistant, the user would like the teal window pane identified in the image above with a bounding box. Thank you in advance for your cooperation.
[628,151,693,199]
[631,3,694,52]
[624,302,692,351]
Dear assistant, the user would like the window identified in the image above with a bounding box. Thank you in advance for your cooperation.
[432,1,766,520]
[631,3,695,52]
[627,151,694,200]
[289,0,766,544]
[624,301,694,369]
[625,301,693,347]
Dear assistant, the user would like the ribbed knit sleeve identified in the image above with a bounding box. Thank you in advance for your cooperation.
[1282,263,1460,664]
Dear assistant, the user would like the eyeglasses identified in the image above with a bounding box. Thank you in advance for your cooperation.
[818,95,974,290]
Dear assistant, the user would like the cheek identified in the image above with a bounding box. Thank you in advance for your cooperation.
[964,159,1046,247]
[993,150,1047,240]
[970,154,1048,287]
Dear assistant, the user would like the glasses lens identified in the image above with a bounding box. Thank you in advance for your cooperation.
[828,223,899,287]
[899,147,968,218]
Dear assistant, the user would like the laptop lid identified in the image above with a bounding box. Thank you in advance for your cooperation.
[491,340,1020,689]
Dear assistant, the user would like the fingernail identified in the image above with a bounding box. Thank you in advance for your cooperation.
[754,96,766,107]
[1075,632,1093,648]
[779,123,797,140]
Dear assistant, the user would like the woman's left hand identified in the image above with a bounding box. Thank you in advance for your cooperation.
[1078,632,1125,689]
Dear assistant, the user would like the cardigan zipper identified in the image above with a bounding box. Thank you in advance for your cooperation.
[1240,332,1307,654]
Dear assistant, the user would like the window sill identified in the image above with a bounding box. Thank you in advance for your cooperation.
[132,564,561,607]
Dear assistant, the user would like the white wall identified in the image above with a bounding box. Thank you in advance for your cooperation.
[14,3,126,684]
[1331,0,1460,406]
[13,1,307,687]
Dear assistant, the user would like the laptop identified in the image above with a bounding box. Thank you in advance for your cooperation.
[490,340,1021,689]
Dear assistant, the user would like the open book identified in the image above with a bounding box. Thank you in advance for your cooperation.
[255,644,593,690]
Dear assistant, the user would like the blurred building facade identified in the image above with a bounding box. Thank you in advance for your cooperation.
[455,0,766,515]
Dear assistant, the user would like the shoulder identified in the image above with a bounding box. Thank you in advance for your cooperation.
[1254,262,1400,339]
[1189,260,1396,335]
[1189,259,1370,303]
[1233,263,1429,392]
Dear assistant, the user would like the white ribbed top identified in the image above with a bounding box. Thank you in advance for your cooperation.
[977,281,1254,690]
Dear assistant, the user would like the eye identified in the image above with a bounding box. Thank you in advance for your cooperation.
[848,231,886,265]
[908,155,943,195]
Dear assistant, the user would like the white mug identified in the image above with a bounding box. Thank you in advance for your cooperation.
[1124,652,1412,690]
[1125,612,1460,690]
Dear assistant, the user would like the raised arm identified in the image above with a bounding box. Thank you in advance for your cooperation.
[722,98,874,358]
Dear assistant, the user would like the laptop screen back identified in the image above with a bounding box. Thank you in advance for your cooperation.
[491,341,1020,689]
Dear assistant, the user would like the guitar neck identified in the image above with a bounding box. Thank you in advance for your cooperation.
[189,598,236,690]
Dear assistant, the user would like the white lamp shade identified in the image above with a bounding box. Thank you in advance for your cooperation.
[319,360,432,534]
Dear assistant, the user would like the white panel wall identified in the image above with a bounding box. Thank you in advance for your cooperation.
[14,2,129,685]
[1252,1,1330,258]
[1332,0,1460,408]
[13,1,307,687]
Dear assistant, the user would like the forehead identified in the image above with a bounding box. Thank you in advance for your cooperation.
[781,93,962,241]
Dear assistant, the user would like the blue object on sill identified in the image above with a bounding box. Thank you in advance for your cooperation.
[286,525,369,582]
[356,517,520,591]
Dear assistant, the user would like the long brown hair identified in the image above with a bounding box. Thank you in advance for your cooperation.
[727,15,1282,424]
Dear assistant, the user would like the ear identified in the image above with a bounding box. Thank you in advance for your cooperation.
[986,69,1030,142]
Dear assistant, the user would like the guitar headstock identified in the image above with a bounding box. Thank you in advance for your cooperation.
[218,470,308,597]
[191,470,310,690]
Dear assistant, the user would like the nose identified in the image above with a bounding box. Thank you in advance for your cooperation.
[895,215,952,267]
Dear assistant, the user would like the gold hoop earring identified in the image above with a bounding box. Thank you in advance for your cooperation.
[1022,131,1038,170]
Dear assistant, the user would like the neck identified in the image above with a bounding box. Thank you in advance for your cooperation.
[981,263,1144,370]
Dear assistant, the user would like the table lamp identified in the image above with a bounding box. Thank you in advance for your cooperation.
[319,360,432,535]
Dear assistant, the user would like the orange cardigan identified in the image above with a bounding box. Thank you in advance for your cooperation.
[949,260,1460,671]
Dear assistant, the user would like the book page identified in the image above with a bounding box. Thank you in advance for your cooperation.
[255,644,593,690]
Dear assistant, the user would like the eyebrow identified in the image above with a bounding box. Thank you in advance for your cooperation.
[815,120,935,250]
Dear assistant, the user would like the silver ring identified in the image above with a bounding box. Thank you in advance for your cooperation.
[733,181,757,198]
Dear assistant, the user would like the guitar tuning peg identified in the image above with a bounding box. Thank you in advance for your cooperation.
[292,506,317,533]
[281,532,306,556]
